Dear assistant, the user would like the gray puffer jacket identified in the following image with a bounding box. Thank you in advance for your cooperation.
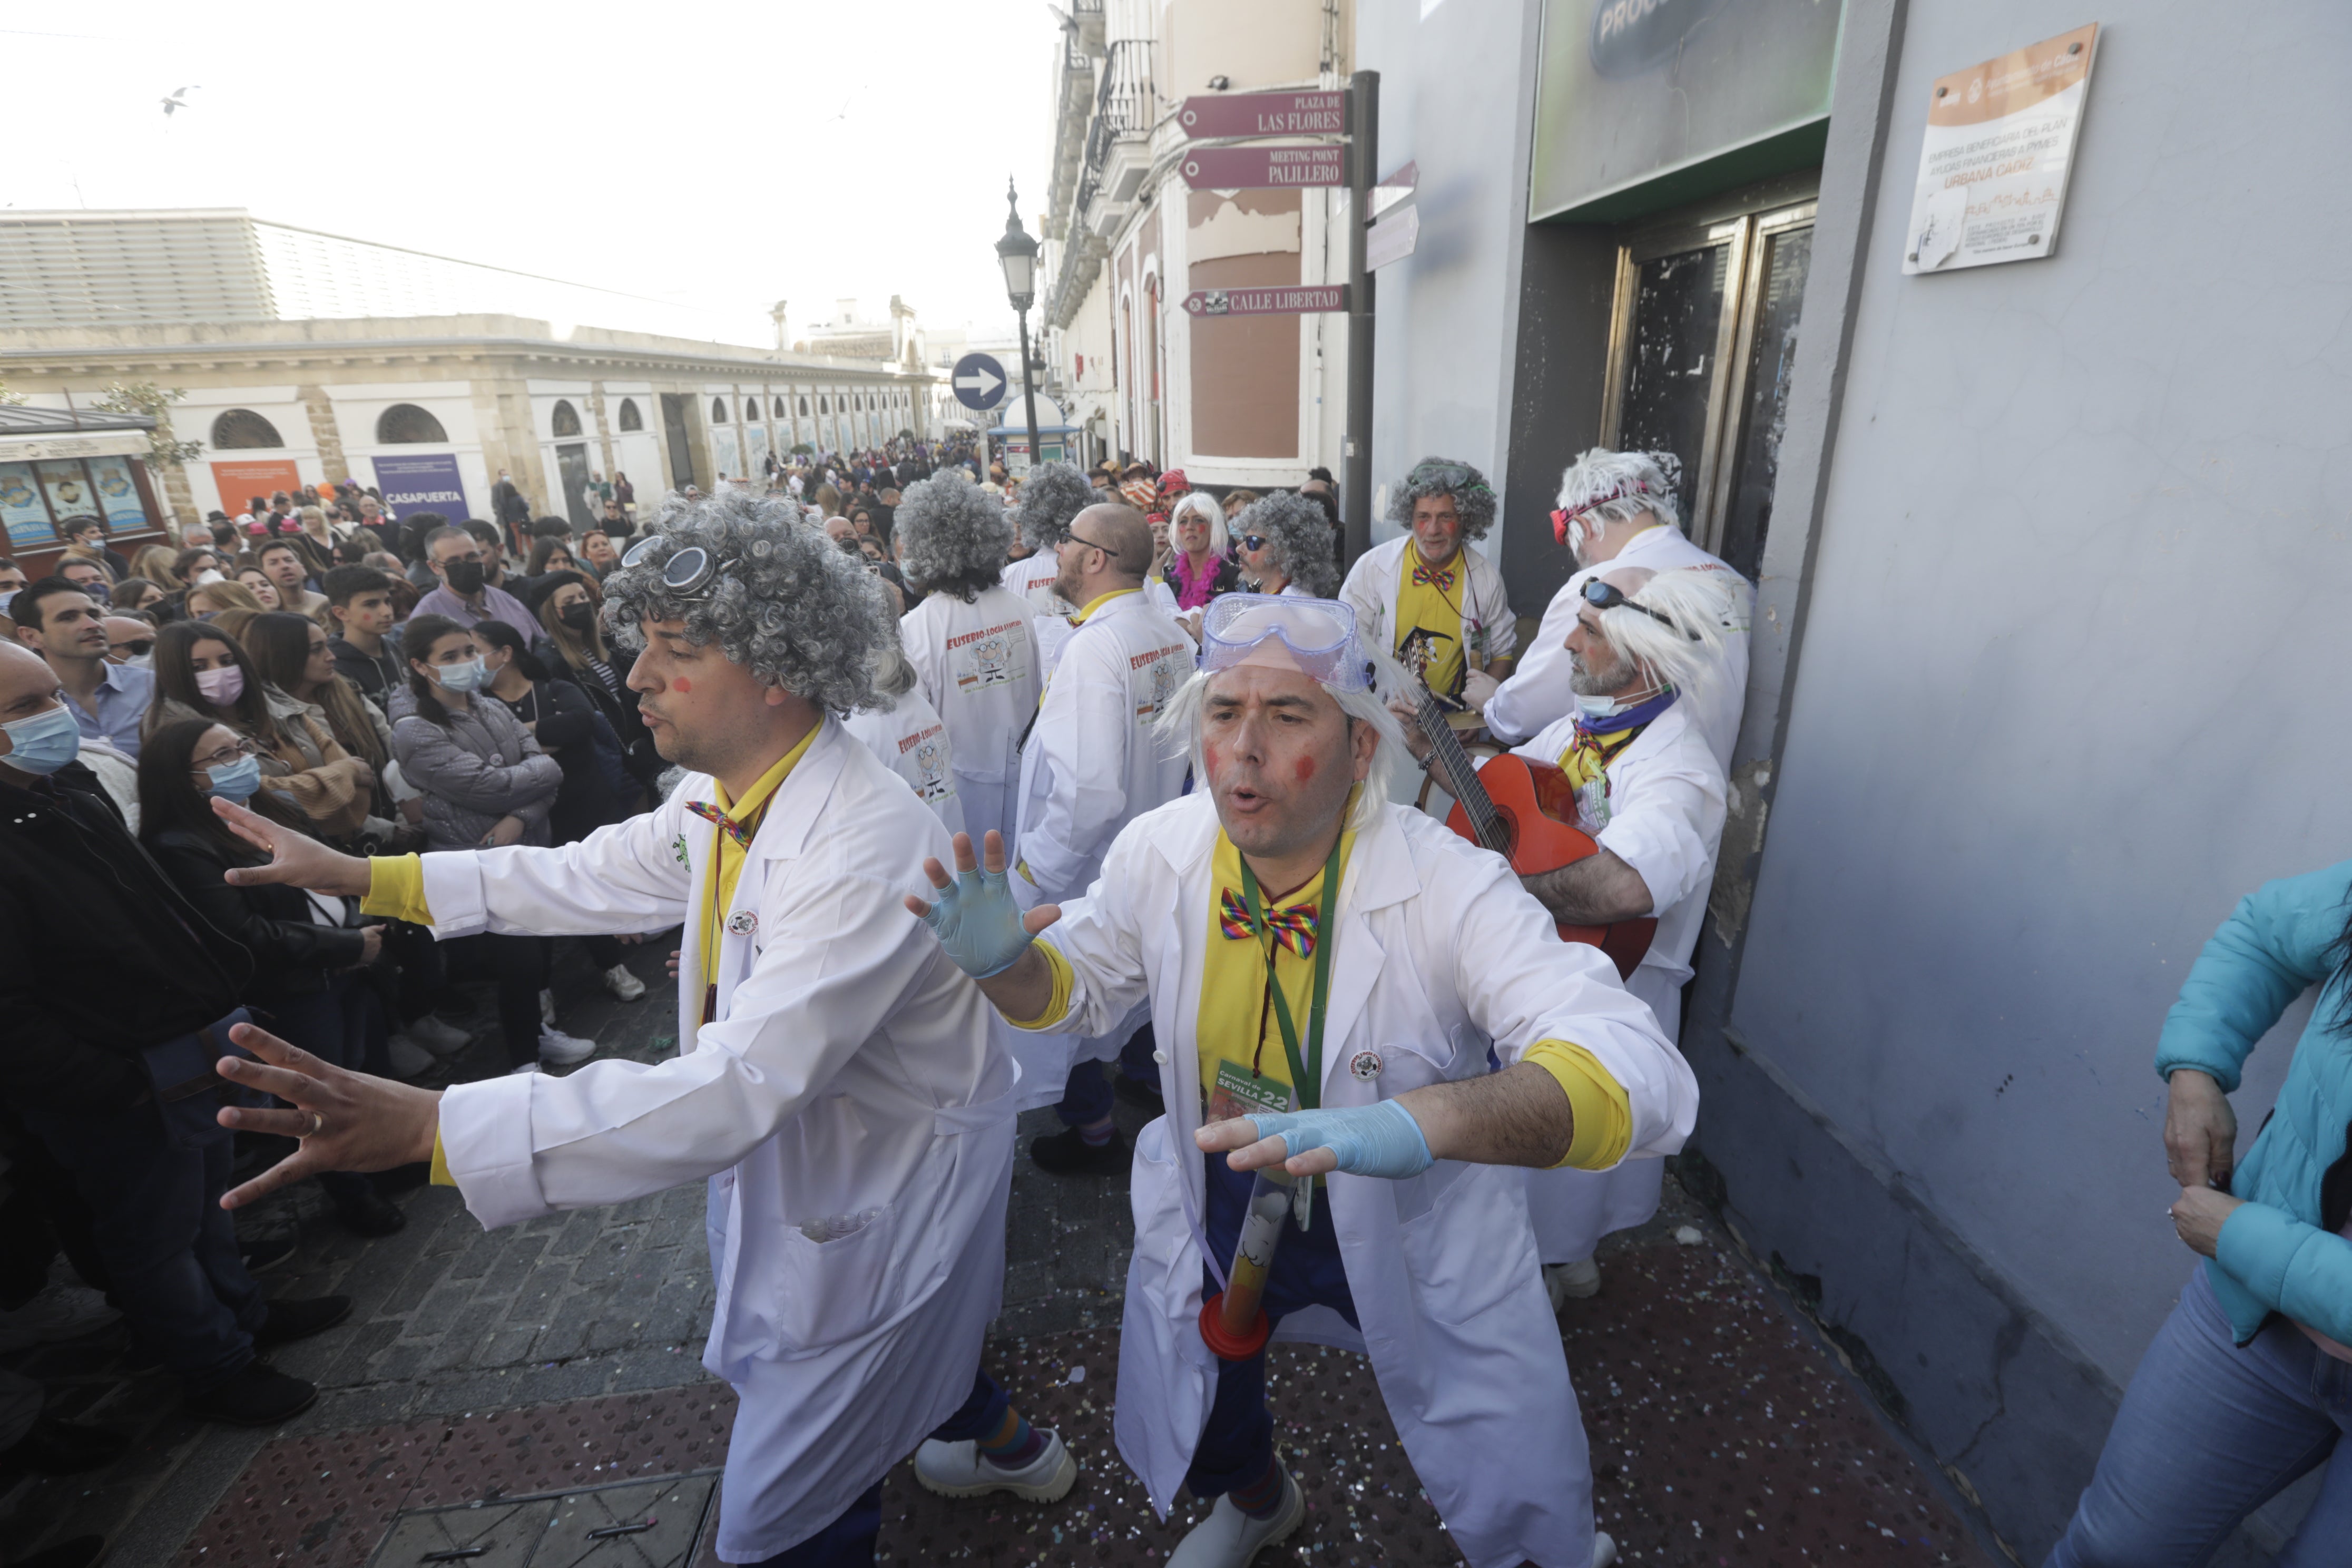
[386,684,562,852]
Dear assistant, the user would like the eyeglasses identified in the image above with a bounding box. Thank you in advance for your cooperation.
[1580,577,1697,639]
[1407,462,1491,496]
[1065,532,1120,558]
[190,737,263,769]
[1239,535,1268,553]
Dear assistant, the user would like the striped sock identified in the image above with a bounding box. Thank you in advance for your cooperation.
[975,1406,1045,1469]
[1077,1113,1116,1148]
[1228,1456,1288,1520]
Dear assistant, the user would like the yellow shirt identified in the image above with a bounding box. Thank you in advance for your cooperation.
[1393,545,1468,699]
[691,723,821,1004]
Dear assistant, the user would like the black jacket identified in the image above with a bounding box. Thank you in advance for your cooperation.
[145,827,367,1002]
[1158,552,1242,603]
[331,630,406,711]
[0,765,252,1116]
[494,676,633,842]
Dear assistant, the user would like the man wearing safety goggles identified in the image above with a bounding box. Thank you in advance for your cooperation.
[1485,446,1753,769]
[911,592,1693,1568]
[1338,456,1517,711]
[189,491,1076,1565]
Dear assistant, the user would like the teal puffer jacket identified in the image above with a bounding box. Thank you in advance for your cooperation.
[2156,859,2352,1347]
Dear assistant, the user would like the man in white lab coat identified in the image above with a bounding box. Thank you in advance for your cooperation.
[199,492,1075,1566]
[1011,501,1195,1168]
[1408,566,1733,1308]
[894,473,1041,851]
[1484,447,1753,768]
[910,594,1694,1568]
[1339,456,1517,717]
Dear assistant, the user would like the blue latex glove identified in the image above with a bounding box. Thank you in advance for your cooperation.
[1242,1100,1434,1180]
[918,861,1035,977]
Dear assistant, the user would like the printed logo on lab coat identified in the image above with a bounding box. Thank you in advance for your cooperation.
[899,723,956,803]
[1135,644,1190,720]
[948,620,1026,694]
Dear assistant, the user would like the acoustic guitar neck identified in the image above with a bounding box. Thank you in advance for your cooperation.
[1414,687,1509,857]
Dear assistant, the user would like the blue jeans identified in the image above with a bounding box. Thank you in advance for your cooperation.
[30,1099,264,1392]
[1054,1024,1161,1128]
[2047,1266,2352,1567]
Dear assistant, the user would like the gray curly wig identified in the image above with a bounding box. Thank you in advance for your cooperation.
[1234,491,1341,599]
[1013,461,1091,552]
[893,474,1015,601]
[1385,455,1500,541]
[600,485,891,713]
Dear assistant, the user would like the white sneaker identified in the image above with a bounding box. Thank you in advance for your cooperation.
[0,1285,121,1352]
[539,988,558,1028]
[1168,1468,1305,1567]
[403,1013,473,1057]
[912,1429,1077,1502]
[537,1025,596,1066]
[386,1033,437,1079]
[602,962,648,1002]
[1545,1258,1602,1311]
[507,1061,542,1076]
[1593,1530,1619,1568]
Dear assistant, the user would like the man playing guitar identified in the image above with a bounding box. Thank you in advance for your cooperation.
[1399,565,1736,1307]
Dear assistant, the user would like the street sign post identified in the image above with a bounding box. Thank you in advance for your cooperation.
[950,352,1008,413]
[1177,90,1348,139]
[1182,286,1348,318]
[1180,144,1346,190]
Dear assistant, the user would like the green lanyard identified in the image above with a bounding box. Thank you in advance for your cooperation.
[1238,834,1345,1226]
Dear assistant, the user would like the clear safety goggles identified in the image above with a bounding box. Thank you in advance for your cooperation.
[1198,593,1373,692]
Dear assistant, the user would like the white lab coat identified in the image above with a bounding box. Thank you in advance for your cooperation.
[1339,535,1518,683]
[1007,589,1197,1103]
[1501,701,1727,1265]
[425,719,1017,1563]
[900,585,1041,849]
[1484,527,1753,766]
[1002,555,1080,684]
[842,687,967,840]
[1034,793,1695,1568]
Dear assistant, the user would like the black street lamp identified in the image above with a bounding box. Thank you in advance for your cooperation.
[995,179,1044,480]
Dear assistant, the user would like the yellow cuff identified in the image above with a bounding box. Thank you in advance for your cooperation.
[359,854,433,926]
[1014,858,1036,887]
[428,1129,455,1187]
[999,940,1076,1032]
[1523,1040,1633,1170]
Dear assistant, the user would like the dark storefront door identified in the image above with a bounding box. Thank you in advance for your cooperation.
[660,394,697,491]
[556,443,593,530]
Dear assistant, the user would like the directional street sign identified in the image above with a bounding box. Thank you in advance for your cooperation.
[950,352,1007,413]
[1367,205,1420,272]
[1180,145,1346,190]
[1182,286,1349,318]
[1178,91,1348,139]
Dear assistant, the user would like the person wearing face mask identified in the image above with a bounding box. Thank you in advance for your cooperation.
[0,642,352,1427]
[1398,565,1737,1310]
[530,571,660,797]
[146,621,376,842]
[387,614,591,1073]
[413,526,538,642]
[103,614,158,669]
[139,719,407,1238]
[1483,448,1753,769]
[13,579,157,761]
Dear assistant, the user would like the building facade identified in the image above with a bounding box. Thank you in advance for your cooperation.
[1361,0,2352,1557]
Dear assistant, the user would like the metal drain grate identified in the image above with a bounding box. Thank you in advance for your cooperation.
[364,1471,719,1568]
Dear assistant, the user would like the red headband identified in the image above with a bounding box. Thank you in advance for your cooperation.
[1549,479,1650,546]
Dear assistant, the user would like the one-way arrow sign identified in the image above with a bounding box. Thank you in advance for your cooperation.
[951,352,1008,412]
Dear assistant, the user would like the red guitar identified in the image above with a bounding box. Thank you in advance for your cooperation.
[1412,686,1655,981]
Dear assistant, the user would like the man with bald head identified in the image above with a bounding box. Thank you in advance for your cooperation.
[1013,501,1197,1173]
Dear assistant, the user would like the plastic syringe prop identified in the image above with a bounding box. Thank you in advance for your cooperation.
[1199,1169,1290,1361]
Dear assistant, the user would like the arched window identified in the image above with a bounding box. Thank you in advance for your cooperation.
[376,403,448,444]
[551,399,582,437]
[712,396,729,424]
[211,408,285,448]
[746,398,761,422]
[819,395,830,414]
[618,397,643,432]
[799,396,810,416]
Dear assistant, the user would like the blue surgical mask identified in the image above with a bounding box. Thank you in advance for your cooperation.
[0,705,83,777]
[435,656,487,693]
[1573,691,1628,721]
[203,753,264,802]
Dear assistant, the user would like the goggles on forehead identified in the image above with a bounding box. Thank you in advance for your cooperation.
[620,534,721,599]
[1198,593,1374,692]
[1550,479,1653,546]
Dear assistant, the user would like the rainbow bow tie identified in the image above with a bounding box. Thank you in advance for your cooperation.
[686,798,760,848]
[1410,562,1457,591]
[1220,887,1320,958]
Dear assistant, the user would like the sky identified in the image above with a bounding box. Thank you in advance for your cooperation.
[6,1,1059,347]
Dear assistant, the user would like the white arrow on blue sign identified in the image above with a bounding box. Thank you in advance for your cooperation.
[951,352,1008,412]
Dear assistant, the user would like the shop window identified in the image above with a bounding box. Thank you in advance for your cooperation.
[376,403,448,444]
[211,408,284,449]
[551,399,582,437]
[618,397,643,432]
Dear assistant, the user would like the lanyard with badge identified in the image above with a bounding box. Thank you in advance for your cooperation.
[1236,835,1344,1230]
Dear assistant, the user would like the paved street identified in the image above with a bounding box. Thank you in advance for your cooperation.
[2,938,1994,1567]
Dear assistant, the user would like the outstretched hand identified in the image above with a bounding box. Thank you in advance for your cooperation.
[1197,1101,1435,1181]
[903,830,1060,977]
[213,1021,443,1209]
[213,797,374,896]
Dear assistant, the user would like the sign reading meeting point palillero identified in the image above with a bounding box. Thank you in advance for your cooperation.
[1182,286,1348,318]
[1177,91,1348,140]
[1180,145,1346,190]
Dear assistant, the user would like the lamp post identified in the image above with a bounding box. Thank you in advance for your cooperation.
[995,179,1044,480]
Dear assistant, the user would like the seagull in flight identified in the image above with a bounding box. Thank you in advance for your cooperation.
[161,85,199,116]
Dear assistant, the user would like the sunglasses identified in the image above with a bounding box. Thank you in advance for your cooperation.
[113,639,155,658]
[1066,531,1120,558]
[1581,577,1697,639]
[1408,462,1492,496]
[1240,535,1268,553]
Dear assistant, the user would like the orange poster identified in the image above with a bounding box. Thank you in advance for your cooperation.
[210,458,302,512]
[1904,24,2100,274]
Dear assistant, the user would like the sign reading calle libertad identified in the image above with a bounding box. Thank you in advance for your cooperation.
[1180,145,1347,190]
[1177,91,1349,140]
[1182,286,1349,318]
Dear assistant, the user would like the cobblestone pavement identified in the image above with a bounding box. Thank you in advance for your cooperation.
[2,938,1995,1566]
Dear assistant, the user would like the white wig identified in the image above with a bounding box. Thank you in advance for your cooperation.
[1169,490,1228,557]
[1591,565,1736,702]
[1153,644,1415,834]
[1555,447,1684,534]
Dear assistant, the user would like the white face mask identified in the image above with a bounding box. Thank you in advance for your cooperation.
[1574,691,1629,721]
[193,568,225,585]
